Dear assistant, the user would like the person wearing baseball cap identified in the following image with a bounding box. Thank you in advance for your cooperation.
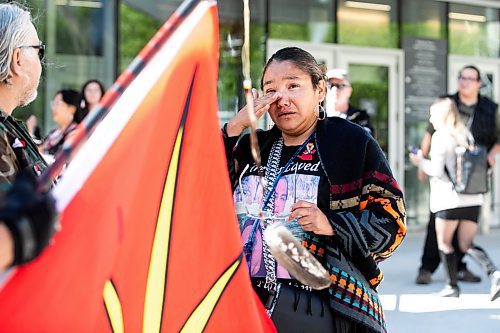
[325,68,375,137]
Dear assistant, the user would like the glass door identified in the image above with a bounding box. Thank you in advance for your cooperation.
[45,0,116,129]
[336,47,405,185]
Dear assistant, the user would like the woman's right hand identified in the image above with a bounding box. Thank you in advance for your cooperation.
[409,150,423,167]
[225,89,281,137]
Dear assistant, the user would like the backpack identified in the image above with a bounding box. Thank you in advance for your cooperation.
[446,144,488,194]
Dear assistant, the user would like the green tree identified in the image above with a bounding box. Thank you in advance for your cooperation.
[119,3,161,73]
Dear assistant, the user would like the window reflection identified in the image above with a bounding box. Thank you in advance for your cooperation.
[217,0,266,125]
[348,64,389,155]
[269,0,335,43]
[55,0,104,56]
[449,4,499,58]
[337,0,398,48]
[401,0,446,39]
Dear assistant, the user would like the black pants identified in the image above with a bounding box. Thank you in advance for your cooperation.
[264,284,376,333]
[254,281,378,333]
[419,212,467,273]
[270,284,334,333]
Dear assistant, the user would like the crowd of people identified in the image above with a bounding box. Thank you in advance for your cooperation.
[25,78,105,163]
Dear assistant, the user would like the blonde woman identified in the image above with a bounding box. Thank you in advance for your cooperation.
[410,98,500,299]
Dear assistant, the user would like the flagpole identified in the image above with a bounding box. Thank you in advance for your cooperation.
[39,0,204,191]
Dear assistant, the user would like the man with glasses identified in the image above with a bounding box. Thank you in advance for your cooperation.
[325,68,375,137]
[0,3,57,271]
[416,65,500,298]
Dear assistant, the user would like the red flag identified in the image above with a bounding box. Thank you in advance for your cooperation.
[0,1,275,332]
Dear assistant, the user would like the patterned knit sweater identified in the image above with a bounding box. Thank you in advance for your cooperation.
[223,117,406,333]
[0,112,47,200]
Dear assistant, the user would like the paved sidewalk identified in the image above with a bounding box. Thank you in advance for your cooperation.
[379,227,500,333]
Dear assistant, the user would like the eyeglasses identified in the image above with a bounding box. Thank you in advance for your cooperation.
[19,43,45,62]
[238,165,298,220]
[327,82,349,90]
[50,99,63,108]
[85,87,102,93]
[458,76,479,82]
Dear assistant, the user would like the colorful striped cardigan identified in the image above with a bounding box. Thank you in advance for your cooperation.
[223,116,407,333]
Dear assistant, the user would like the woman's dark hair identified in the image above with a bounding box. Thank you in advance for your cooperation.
[55,89,86,124]
[260,47,326,90]
[57,89,81,108]
[459,65,481,81]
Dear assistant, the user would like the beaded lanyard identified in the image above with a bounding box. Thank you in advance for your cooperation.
[242,131,315,294]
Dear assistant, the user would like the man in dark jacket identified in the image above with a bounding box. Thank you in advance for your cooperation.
[416,65,500,298]
[0,3,58,271]
[325,68,376,137]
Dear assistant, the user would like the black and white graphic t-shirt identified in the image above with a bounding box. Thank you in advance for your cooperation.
[233,136,329,279]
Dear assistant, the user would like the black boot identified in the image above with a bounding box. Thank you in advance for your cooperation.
[437,251,460,297]
[456,250,481,283]
[467,245,496,275]
[490,271,500,302]
[467,245,500,301]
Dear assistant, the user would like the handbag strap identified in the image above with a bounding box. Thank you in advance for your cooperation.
[465,109,474,129]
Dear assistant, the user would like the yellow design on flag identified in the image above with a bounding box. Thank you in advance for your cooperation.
[181,258,241,332]
[0,1,276,332]
[143,127,183,333]
[103,280,124,333]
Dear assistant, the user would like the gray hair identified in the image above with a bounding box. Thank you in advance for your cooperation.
[0,3,33,83]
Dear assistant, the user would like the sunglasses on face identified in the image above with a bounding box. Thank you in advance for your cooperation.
[19,43,45,62]
[327,82,349,90]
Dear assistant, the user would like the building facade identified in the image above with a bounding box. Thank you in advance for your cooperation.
[22,0,500,226]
